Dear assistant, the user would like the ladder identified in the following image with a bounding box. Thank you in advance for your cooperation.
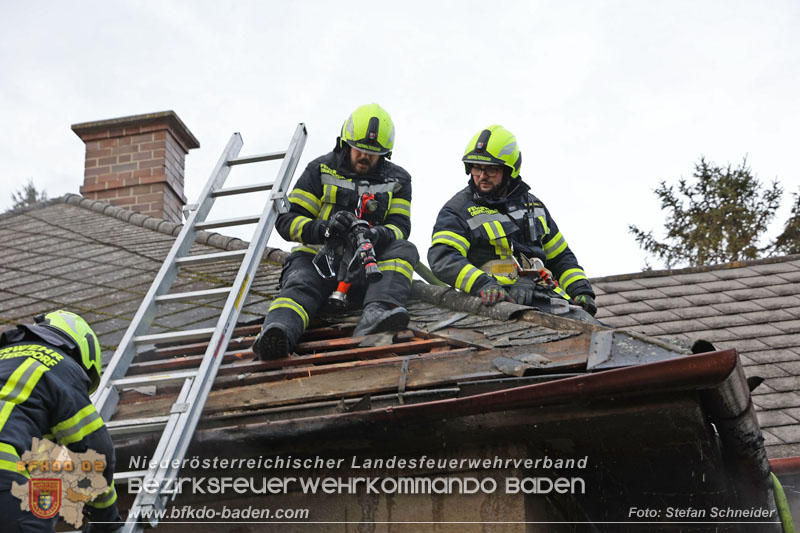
[91,124,307,531]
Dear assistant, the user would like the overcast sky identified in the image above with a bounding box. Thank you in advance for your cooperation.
[2,1,798,277]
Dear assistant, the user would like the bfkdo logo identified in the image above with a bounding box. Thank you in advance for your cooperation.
[30,478,61,519]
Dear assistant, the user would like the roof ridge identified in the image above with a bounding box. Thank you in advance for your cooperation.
[591,253,800,283]
[9,193,288,263]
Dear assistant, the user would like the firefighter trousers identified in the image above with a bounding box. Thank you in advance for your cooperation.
[261,239,419,347]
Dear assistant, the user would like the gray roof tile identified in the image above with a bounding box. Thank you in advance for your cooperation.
[596,279,646,293]
[657,319,716,334]
[743,364,790,379]
[612,288,668,302]
[595,292,629,306]
[762,428,782,446]
[776,271,800,283]
[623,276,681,289]
[769,283,800,297]
[752,392,800,410]
[751,262,799,274]
[726,323,785,337]
[750,295,800,311]
[672,272,720,283]
[766,425,800,444]
[657,284,709,297]
[765,376,800,392]
[683,292,736,306]
[710,301,766,314]
[696,314,751,329]
[759,333,800,349]
[625,310,683,324]
[595,315,642,328]
[599,301,654,316]
[726,287,779,301]
[756,410,798,427]
[745,349,800,365]
[669,306,720,320]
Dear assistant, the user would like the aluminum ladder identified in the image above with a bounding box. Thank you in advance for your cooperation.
[90,124,307,531]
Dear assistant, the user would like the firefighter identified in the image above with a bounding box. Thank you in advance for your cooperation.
[0,311,121,532]
[252,103,419,360]
[428,125,598,322]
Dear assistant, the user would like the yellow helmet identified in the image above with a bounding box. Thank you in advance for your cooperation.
[462,125,522,179]
[37,310,102,393]
[340,103,395,158]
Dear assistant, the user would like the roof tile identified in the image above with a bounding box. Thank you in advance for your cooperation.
[626,310,682,324]
[672,272,720,283]
[761,428,783,446]
[756,410,798,428]
[752,392,800,410]
[742,364,789,379]
[657,319,716,334]
[759,333,800,349]
[610,288,668,302]
[769,283,800,297]
[683,292,736,306]
[657,284,709,297]
[712,337,769,353]
[599,301,654,316]
[646,296,693,311]
[726,287,782,301]
[745,349,800,365]
[750,295,800,311]
[776,271,800,283]
[595,292,629,306]
[765,376,800,392]
[596,279,646,293]
[696,314,750,329]
[597,315,642,328]
[623,276,681,288]
[738,275,787,288]
[710,301,766,314]
[669,306,719,320]
[766,425,800,444]
[726,323,785,337]
[751,262,799,274]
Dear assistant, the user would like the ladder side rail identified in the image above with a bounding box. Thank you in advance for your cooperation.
[135,124,307,508]
[93,133,244,419]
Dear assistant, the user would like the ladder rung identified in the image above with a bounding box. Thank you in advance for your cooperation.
[227,150,286,166]
[112,369,198,388]
[156,287,231,303]
[176,250,247,267]
[195,215,260,230]
[212,182,274,197]
[134,328,216,345]
[107,416,170,437]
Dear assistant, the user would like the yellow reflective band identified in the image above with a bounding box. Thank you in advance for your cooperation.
[385,224,404,240]
[269,297,309,328]
[495,275,516,285]
[322,183,338,205]
[0,443,29,478]
[387,198,411,217]
[290,245,320,255]
[319,203,334,221]
[378,259,415,281]
[431,231,470,256]
[455,265,483,293]
[0,358,50,433]
[483,221,511,258]
[86,482,117,509]
[554,286,570,299]
[543,231,567,260]
[52,404,104,445]
[559,268,588,291]
[289,216,312,241]
[538,215,549,235]
[288,189,322,216]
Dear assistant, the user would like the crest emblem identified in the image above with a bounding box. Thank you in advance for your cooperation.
[30,478,61,519]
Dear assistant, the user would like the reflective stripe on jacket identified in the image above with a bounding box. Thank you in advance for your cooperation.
[428,179,594,298]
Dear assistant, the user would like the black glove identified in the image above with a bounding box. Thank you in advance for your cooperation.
[367,225,395,247]
[327,211,358,239]
[572,294,597,316]
[479,283,513,306]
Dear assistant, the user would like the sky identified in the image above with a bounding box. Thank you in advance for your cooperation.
[2,1,799,277]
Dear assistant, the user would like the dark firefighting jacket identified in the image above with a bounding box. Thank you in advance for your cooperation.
[276,149,412,254]
[428,178,594,299]
[0,325,118,520]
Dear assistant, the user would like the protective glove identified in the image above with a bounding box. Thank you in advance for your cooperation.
[572,294,597,316]
[367,225,395,247]
[479,283,513,306]
[327,211,358,239]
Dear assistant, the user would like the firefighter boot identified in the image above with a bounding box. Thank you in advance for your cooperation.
[353,302,410,337]
[253,322,294,360]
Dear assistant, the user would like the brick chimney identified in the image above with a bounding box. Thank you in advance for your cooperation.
[72,111,200,223]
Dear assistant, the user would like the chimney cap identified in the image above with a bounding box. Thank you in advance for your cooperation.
[71,110,200,149]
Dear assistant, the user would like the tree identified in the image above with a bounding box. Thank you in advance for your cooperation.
[10,178,47,209]
[629,157,782,269]
[769,189,800,256]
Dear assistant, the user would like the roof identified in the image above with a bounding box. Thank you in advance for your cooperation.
[593,256,800,459]
[0,195,781,524]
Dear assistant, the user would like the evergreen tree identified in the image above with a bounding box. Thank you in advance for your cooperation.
[10,179,47,210]
[629,157,782,269]
[770,189,800,256]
